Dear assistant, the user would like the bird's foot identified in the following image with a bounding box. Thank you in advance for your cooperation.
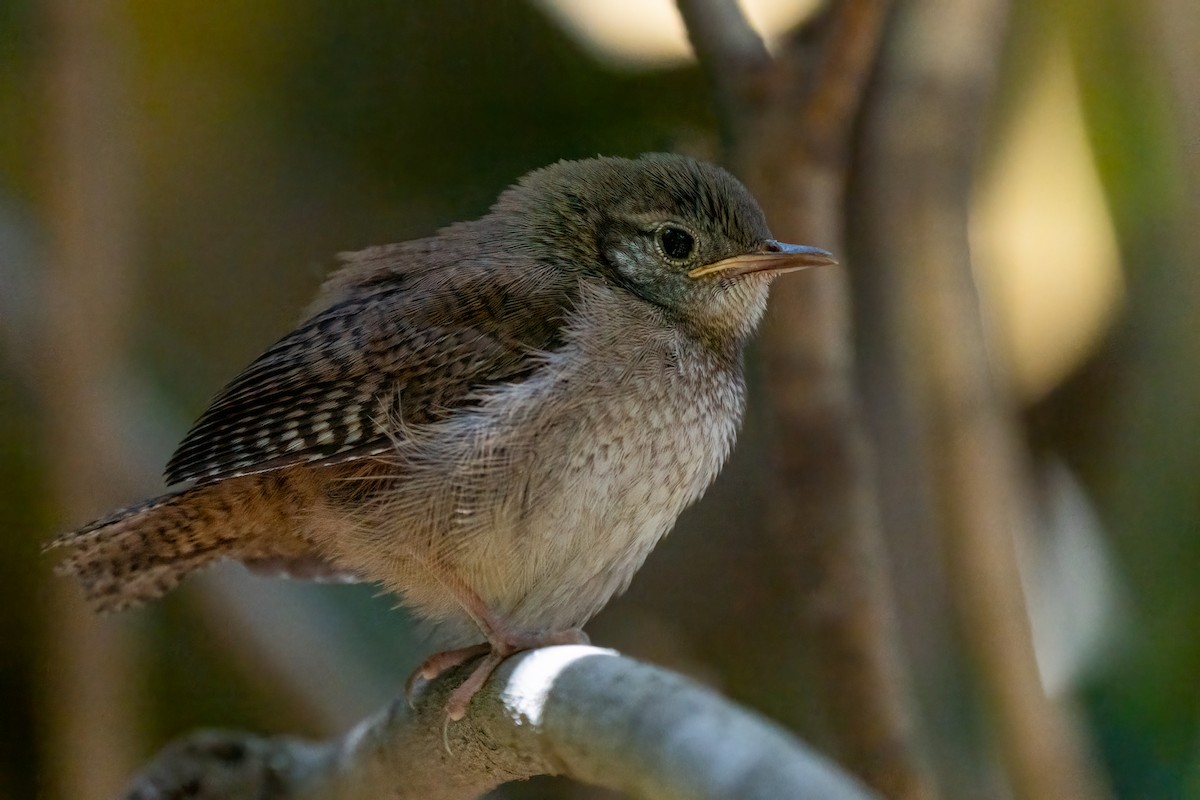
[407,627,590,721]
[404,643,490,705]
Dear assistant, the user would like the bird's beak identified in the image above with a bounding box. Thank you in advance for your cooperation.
[687,240,837,279]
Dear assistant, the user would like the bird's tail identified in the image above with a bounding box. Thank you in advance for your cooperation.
[46,476,307,613]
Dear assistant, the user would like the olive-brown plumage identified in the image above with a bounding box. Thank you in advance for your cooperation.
[49,153,833,718]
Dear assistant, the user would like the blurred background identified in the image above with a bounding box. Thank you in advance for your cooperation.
[1,0,1196,797]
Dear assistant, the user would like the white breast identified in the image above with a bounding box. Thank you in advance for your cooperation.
[466,302,746,631]
[343,289,746,640]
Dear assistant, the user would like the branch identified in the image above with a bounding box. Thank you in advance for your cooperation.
[675,0,771,143]
[678,2,935,798]
[38,1,145,798]
[124,647,877,800]
[852,0,1111,796]
[780,0,891,159]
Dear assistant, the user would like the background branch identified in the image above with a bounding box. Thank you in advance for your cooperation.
[125,647,877,800]
[851,0,1111,796]
[675,0,771,143]
[37,2,144,797]
[676,2,934,798]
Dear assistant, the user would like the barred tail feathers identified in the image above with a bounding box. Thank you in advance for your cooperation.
[47,477,305,612]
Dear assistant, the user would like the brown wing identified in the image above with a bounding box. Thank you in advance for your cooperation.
[165,255,575,486]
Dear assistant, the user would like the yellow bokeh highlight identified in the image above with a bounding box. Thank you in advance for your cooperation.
[533,0,820,68]
[972,43,1124,402]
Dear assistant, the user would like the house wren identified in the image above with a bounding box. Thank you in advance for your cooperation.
[49,153,834,718]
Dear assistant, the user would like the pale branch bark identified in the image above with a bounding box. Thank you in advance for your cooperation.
[677,2,936,798]
[852,0,1111,797]
[124,646,877,800]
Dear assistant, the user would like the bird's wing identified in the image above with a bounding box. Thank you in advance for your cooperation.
[164,260,575,486]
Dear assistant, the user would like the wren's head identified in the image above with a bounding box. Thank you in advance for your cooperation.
[493,153,835,344]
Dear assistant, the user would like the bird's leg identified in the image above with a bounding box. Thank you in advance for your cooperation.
[404,566,589,719]
[444,624,590,721]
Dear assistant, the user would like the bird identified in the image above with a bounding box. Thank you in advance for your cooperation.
[48,153,835,719]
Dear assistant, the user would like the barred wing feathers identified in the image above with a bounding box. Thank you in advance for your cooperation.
[165,251,575,486]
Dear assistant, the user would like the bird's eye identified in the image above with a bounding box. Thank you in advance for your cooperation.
[656,225,696,262]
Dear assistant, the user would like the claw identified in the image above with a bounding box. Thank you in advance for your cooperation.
[437,627,592,720]
[404,643,489,706]
[446,651,507,721]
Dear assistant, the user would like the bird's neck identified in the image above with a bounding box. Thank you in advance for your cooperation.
[563,280,752,380]
[674,278,771,356]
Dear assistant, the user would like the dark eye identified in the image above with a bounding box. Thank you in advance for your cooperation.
[657,225,696,262]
